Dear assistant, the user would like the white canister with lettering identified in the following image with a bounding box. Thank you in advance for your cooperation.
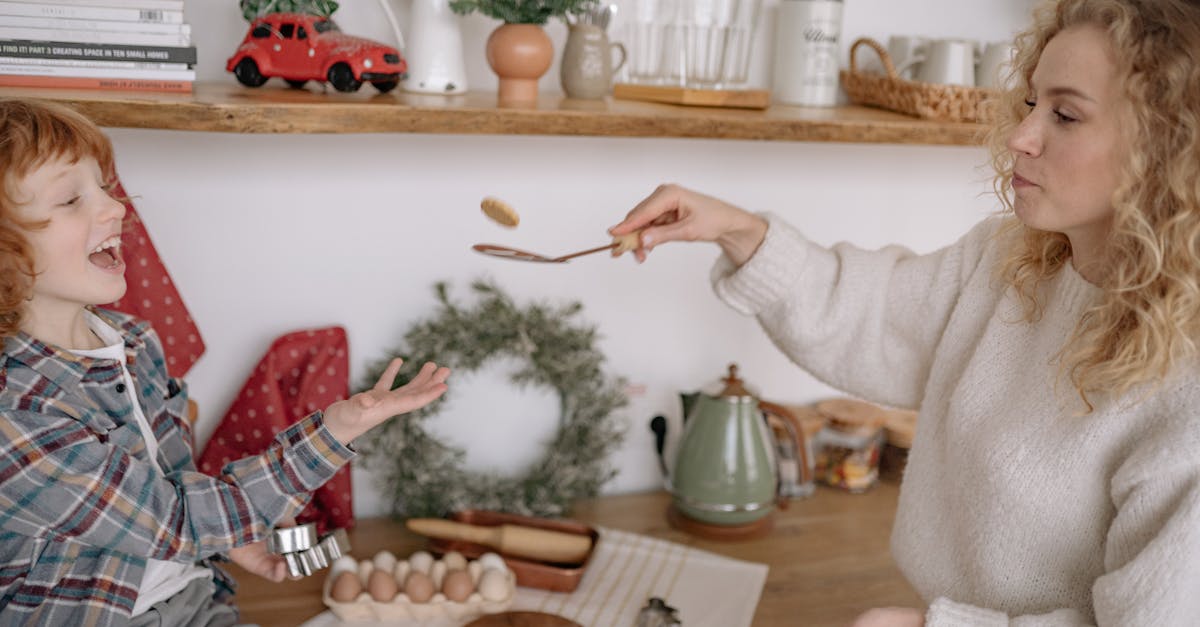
[773,0,843,106]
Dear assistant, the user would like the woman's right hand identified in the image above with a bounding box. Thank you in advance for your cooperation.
[608,184,768,266]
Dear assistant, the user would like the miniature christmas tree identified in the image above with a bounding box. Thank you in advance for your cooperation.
[449,0,595,25]
[239,0,340,21]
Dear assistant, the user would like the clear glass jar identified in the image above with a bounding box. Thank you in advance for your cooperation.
[813,415,884,492]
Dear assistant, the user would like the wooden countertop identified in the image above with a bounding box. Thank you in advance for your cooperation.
[226,481,921,627]
[0,83,985,145]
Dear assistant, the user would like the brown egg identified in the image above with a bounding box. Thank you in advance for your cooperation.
[329,570,363,603]
[404,571,435,603]
[441,569,474,602]
[366,568,399,602]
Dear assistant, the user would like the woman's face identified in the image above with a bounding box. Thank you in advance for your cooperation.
[1007,24,1124,260]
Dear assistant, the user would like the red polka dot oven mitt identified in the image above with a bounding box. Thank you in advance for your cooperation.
[198,326,354,534]
[103,180,205,378]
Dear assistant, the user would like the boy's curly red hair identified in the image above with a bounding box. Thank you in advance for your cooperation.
[0,99,116,338]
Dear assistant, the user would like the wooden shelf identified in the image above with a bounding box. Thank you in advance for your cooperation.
[0,82,986,145]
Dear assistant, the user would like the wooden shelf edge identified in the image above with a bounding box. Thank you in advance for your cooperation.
[0,83,987,146]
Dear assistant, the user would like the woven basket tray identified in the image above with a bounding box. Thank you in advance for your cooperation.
[839,37,996,123]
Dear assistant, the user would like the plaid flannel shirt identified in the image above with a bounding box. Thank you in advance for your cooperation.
[0,308,355,625]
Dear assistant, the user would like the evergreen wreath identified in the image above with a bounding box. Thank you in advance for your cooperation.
[358,279,627,519]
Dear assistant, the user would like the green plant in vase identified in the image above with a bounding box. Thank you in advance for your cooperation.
[450,0,596,103]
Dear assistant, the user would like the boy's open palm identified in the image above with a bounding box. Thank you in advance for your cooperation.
[323,359,450,445]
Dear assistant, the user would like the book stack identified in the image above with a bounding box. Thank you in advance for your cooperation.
[0,0,196,93]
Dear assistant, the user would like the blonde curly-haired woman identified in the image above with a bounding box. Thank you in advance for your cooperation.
[610,0,1200,624]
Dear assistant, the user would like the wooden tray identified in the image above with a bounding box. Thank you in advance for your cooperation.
[613,83,771,109]
[427,510,599,593]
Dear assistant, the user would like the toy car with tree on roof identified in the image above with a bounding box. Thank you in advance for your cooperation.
[226,12,407,93]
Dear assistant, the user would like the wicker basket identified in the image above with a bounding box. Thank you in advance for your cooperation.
[839,37,996,123]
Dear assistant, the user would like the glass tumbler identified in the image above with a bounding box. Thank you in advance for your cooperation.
[626,0,686,85]
[683,0,761,88]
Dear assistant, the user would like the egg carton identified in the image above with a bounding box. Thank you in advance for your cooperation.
[322,549,516,622]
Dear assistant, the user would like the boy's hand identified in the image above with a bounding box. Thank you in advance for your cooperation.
[323,359,450,445]
[227,540,288,583]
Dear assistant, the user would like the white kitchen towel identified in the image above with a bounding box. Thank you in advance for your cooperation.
[298,526,768,627]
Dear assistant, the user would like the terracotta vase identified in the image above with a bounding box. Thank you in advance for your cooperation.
[485,23,553,104]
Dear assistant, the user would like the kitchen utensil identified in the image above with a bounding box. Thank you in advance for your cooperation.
[427,510,598,592]
[406,518,593,564]
[472,241,616,263]
[267,524,351,578]
[659,364,812,528]
[637,597,682,627]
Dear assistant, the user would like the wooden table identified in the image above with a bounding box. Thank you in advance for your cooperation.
[227,481,921,626]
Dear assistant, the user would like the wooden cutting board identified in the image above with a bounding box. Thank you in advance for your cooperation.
[613,83,772,109]
[464,612,582,627]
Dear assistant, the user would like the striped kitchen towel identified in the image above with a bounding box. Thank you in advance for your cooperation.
[511,526,768,627]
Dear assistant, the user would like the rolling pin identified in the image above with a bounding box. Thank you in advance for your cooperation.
[406,519,592,564]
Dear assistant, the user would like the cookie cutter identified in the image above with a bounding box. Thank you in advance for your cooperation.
[266,523,351,578]
[636,597,682,627]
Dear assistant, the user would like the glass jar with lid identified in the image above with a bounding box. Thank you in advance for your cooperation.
[813,398,886,492]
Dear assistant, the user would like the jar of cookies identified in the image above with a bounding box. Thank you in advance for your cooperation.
[813,398,886,493]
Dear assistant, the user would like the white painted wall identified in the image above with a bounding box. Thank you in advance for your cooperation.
[104,0,1037,517]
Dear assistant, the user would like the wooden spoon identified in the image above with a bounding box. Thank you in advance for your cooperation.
[472,241,618,263]
[473,230,641,263]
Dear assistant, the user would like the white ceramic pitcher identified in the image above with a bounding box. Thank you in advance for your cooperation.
[402,0,469,94]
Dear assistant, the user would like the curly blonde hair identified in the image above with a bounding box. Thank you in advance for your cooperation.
[0,99,116,338]
[988,0,1200,409]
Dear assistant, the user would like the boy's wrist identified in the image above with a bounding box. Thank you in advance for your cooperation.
[320,402,357,446]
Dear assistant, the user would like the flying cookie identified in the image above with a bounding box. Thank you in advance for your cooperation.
[481,197,519,227]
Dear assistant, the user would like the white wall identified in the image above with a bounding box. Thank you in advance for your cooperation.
[105,0,1036,517]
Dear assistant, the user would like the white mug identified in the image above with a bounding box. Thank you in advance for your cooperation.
[916,38,975,86]
[861,35,927,78]
[886,35,929,79]
[977,41,1016,89]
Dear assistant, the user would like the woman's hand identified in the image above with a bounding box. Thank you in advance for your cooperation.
[849,607,925,627]
[322,359,450,446]
[608,183,768,266]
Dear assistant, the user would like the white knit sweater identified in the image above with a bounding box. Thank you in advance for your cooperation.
[711,215,1200,626]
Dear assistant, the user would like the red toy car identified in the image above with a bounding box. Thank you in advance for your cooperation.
[226,12,406,93]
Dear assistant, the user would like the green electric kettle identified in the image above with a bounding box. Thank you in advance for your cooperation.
[660,364,809,527]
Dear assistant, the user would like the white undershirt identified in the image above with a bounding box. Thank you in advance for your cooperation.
[73,312,211,616]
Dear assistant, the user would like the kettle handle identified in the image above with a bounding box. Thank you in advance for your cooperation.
[760,401,813,508]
